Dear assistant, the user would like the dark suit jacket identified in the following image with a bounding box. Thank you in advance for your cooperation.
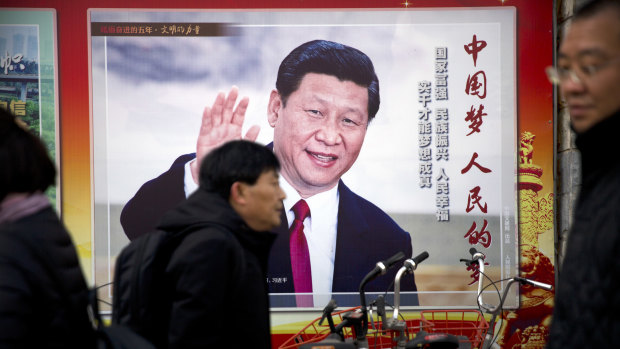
[120,153,418,306]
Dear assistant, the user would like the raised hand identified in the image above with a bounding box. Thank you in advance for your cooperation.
[189,86,260,183]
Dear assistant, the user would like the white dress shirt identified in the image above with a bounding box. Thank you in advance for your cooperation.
[184,161,198,197]
[279,176,339,306]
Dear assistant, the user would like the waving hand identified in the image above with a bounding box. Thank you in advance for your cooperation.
[189,86,260,183]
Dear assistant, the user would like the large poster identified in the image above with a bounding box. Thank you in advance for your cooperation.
[90,8,520,310]
[0,9,59,208]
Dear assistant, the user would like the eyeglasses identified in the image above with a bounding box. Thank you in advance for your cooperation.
[546,56,620,85]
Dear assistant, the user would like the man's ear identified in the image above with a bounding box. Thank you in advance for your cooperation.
[267,89,282,128]
[229,181,247,206]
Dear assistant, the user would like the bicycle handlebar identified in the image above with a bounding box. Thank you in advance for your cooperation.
[459,248,553,314]
[356,251,406,348]
[459,248,553,349]
[392,251,429,320]
[514,276,553,291]
[411,250,430,266]
[319,299,338,334]
[359,251,405,293]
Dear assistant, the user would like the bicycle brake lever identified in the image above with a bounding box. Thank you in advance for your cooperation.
[515,277,553,291]
[319,299,338,326]
[459,258,472,266]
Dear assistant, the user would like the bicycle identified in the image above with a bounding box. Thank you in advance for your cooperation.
[281,248,552,349]
[458,248,553,349]
[282,251,435,349]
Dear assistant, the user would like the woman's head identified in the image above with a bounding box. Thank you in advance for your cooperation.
[0,108,56,202]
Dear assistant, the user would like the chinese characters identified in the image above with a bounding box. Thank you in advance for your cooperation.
[91,22,230,37]
[1,51,26,75]
[462,34,494,284]
[418,47,452,222]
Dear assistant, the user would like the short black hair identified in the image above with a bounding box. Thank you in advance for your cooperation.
[575,0,620,21]
[0,107,56,202]
[199,140,280,199]
[275,40,380,123]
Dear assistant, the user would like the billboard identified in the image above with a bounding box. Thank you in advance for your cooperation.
[89,8,520,310]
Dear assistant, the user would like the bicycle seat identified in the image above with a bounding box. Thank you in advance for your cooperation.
[299,334,356,349]
[406,330,460,348]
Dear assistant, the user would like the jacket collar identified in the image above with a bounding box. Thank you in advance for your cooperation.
[575,109,620,181]
[158,188,277,252]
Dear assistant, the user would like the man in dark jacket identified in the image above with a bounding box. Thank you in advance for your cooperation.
[546,0,620,348]
[156,140,284,348]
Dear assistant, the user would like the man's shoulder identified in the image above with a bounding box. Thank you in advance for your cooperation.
[167,223,240,267]
[337,181,406,234]
[175,221,235,245]
[159,153,196,181]
[581,163,620,208]
[171,153,197,166]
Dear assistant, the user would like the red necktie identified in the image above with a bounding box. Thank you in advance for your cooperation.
[289,199,313,307]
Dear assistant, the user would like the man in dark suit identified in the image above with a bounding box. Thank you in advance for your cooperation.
[121,40,418,306]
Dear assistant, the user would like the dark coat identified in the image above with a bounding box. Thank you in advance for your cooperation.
[0,207,95,348]
[547,111,620,349]
[120,152,418,306]
[156,188,276,349]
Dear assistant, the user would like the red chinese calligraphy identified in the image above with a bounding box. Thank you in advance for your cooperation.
[464,219,491,248]
[465,71,487,99]
[465,104,487,136]
[466,186,488,213]
[461,152,492,174]
[464,34,487,66]
[466,260,489,285]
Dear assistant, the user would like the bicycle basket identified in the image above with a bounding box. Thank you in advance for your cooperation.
[279,308,489,349]
[419,310,489,349]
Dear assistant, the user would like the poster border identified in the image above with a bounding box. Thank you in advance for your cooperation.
[0,8,60,209]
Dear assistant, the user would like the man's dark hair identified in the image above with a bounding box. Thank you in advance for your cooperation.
[275,39,380,123]
[199,140,280,199]
[0,108,56,202]
[575,0,620,21]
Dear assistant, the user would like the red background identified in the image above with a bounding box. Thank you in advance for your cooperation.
[1,1,554,348]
